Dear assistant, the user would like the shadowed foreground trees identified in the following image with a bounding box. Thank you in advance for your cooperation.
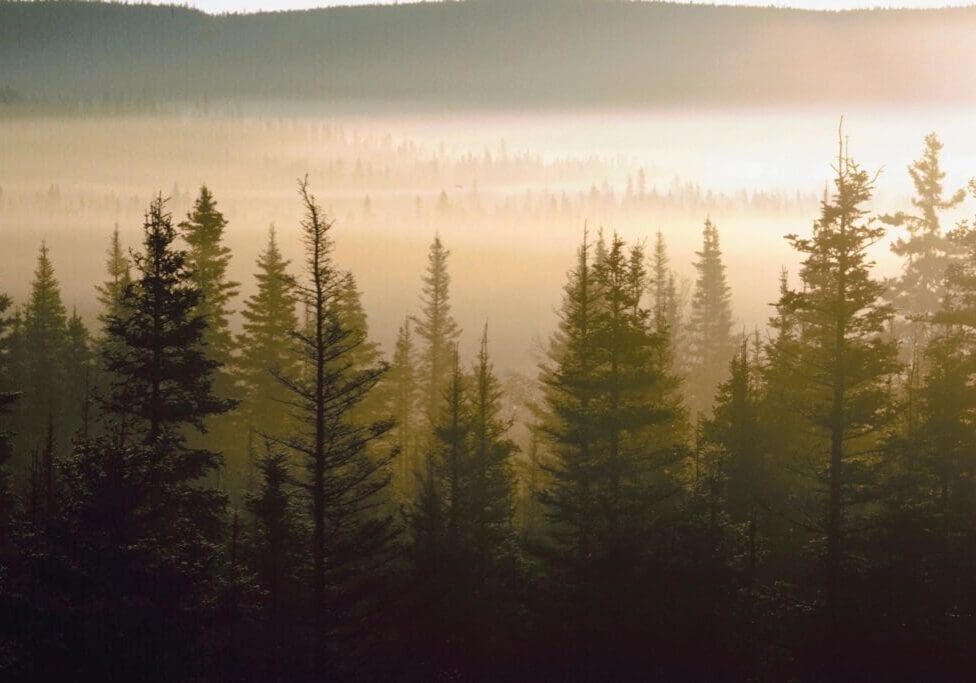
[4,132,976,680]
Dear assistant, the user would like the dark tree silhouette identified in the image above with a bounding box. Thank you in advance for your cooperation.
[777,132,899,623]
[275,178,397,676]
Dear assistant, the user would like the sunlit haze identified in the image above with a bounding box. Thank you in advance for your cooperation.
[4,0,976,679]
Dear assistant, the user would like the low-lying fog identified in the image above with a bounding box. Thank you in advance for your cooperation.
[2,106,974,372]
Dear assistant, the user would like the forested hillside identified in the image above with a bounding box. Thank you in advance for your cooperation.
[2,0,976,107]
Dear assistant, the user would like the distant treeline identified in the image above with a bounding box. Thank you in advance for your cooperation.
[4,130,976,680]
[2,0,976,107]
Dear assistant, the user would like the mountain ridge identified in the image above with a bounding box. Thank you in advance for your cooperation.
[2,0,974,108]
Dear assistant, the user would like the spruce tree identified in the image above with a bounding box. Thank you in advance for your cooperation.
[53,195,236,679]
[0,292,18,540]
[180,186,240,479]
[890,324,976,626]
[706,341,763,573]
[467,325,518,570]
[649,230,684,371]
[334,271,385,426]
[687,218,734,414]
[102,195,234,465]
[885,133,965,323]
[405,332,520,672]
[17,242,68,454]
[386,318,420,503]
[236,227,299,447]
[96,225,132,329]
[244,448,304,680]
[413,235,461,423]
[23,435,226,681]
[777,134,899,620]
[278,178,397,673]
[64,310,93,438]
[94,226,132,400]
[180,185,239,377]
[536,232,684,666]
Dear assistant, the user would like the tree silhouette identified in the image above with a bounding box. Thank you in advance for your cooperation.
[687,218,734,415]
[777,132,899,621]
[413,235,461,424]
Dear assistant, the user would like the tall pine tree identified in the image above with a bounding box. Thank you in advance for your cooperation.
[277,178,397,675]
[777,132,899,622]
[386,318,420,504]
[236,227,300,457]
[180,185,239,377]
[687,218,735,415]
[17,242,69,455]
[102,195,234,466]
[413,235,461,424]
[885,133,965,325]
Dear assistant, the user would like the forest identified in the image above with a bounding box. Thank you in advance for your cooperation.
[2,125,976,680]
[2,0,976,108]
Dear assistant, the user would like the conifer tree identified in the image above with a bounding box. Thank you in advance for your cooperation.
[386,318,420,503]
[236,227,299,445]
[687,219,734,414]
[706,341,763,575]
[420,348,470,558]
[102,195,234,465]
[407,336,519,670]
[885,133,965,323]
[413,235,461,423]
[24,434,226,681]
[244,448,304,679]
[64,310,93,438]
[334,271,385,426]
[94,226,132,398]
[18,242,69,453]
[467,325,518,569]
[277,178,397,672]
[777,133,899,619]
[537,232,684,661]
[649,230,684,371]
[54,196,237,679]
[181,185,239,378]
[96,225,132,329]
[335,271,381,373]
[0,292,18,539]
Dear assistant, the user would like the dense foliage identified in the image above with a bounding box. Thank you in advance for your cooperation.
[3,132,976,680]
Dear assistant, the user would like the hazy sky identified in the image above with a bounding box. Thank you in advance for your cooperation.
[164,0,967,14]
